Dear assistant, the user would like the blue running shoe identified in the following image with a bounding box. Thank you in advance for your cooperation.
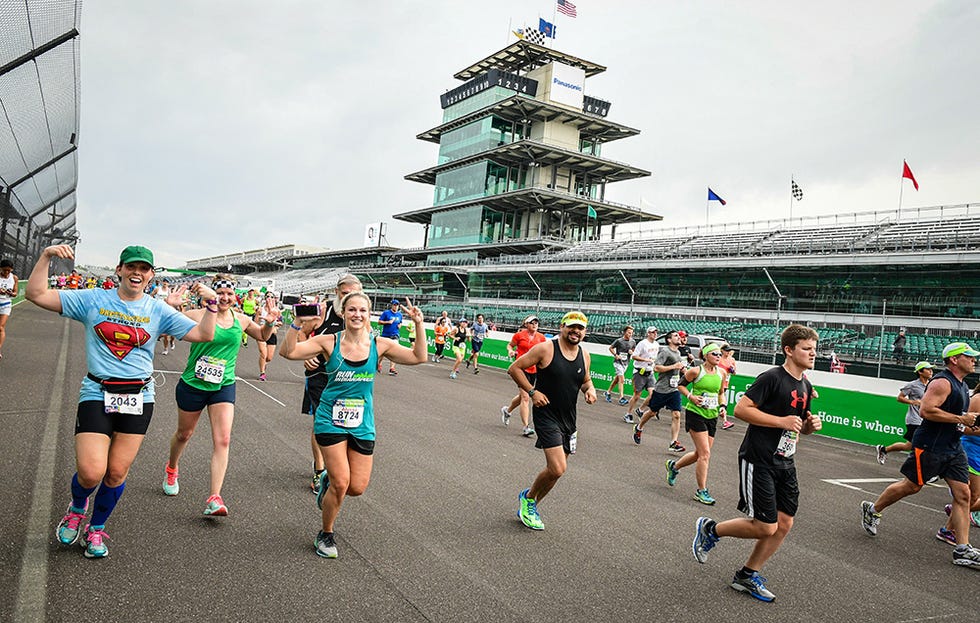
[56,503,87,545]
[665,460,679,486]
[692,516,719,563]
[730,571,775,602]
[316,471,329,510]
[694,488,716,505]
[81,524,109,559]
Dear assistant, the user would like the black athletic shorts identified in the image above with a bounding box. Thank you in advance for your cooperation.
[902,423,919,443]
[302,375,328,416]
[685,409,718,436]
[314,432,375,455]
[263,332,278,346]
[175,378,236,412]
[522,372,537,388]
[736,458,799,524]
[900,447,969,486]
[471,339,484,353]
[533,423,575,455]
[75,400,155,436]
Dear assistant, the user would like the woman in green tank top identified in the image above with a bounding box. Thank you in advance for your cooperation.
[280,292,428,559]
[162,276,277,517]
[666,342,729,506]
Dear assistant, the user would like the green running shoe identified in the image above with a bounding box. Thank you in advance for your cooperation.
[518,488,544,530]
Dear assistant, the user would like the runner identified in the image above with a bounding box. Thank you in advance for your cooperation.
[939,382,980,536]
[433,317,450,362]
[861,342,980,569]
[501,315,547,437]
[0,258,19,359]
[691,324,822,602]
[875,361,933,464]
[664,343,728,505]
[467,313,489,374]
[26,244,217,559]
[449,317,469,379]
[718,344,737,430]
[511,311,596,530]
[279,292,427,559]
[301,275,362,494]
[623,327,658,424]
[154,279,175,355]
[162,275,276,516]
[240,289,258,347]
[606,325,635,406]
[377,299,403,375]
[633,329,686,453]
[256,292,282,380]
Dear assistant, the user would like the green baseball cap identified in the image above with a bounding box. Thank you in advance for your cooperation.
[119,245,154,266]
[942,342,980,359]
[913,361,934,372]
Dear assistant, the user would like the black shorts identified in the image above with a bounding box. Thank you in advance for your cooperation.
[902,423,919,443]
[75,400,155,436]
[736,458,799,524]
[262,332,278,346]
[522,372,537,388]
[648,390,682,413]
[900,447,970,486]
[471,339,484,353]
[175,378,236,412]
[302,374,328,416]
[314,432,375,456]
[684,410,717,436]
[534,424,575,455]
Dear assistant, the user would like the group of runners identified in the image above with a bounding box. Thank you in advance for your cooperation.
[16,243,980,601]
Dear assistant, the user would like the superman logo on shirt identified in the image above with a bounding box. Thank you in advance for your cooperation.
[94,321,151,360]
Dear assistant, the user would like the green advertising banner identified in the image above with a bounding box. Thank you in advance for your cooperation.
[378,325,908,448]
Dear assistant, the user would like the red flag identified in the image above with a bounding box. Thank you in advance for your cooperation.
[902,160,919,191]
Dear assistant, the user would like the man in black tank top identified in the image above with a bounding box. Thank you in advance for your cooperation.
[509,311,596,531]
[861,341,980,570]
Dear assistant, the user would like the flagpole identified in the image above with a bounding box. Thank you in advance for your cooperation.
[789,175,794,221]
[507,18,512,45]
[898,159,906,221]
[705,198,709,227]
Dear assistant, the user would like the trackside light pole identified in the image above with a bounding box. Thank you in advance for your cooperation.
[618,269,635,319]
[526,271,541,314]
[763,267,785,365]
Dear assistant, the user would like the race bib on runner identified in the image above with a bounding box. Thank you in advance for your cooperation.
[775,430,798,457]
[194,356,227,384]
[569,431,577,454]
[332,398,365,428]
[104,391,144,415]
[699,394,719,410]
[669,374,679,388]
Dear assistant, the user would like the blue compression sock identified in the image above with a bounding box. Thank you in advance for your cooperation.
[70,473,97,511]
[90,481,126,527]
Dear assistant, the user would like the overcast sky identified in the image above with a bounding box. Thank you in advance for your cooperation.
[75,0,980,269]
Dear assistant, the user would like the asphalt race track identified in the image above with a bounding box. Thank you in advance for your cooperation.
[1,304,975,622]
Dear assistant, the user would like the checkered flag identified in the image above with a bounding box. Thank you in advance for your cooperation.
[524,28,545,45]
[791,180,803,201]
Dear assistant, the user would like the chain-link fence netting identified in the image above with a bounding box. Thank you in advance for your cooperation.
[0,0,81,274]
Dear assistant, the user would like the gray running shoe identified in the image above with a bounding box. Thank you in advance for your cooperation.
[875,445,887,465]
[522,426,535,438]
[861,501,881,536]
[692,516,719,564]
[501,406,511,426]
[730,571,775,602]
[952,544,980,568]
[314,531,338,558]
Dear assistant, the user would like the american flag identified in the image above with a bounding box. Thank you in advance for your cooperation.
[791,180,803,201]
[557,0,577,18]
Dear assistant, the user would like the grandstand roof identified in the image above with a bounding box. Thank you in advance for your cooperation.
[417,94,639,145]
[392,186,661,226]
[390,238,570,261]
[453,40,606,81]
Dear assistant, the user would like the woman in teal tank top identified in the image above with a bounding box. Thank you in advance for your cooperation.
[281,292,427,559]
[667,342,729,506]
[163,275,277,517]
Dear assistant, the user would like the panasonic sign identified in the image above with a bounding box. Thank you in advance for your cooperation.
[549,62,585,108]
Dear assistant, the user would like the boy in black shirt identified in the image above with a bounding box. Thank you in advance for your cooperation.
[691,324,822,602]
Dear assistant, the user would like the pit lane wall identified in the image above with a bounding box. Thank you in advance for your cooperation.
[382,322,909,448]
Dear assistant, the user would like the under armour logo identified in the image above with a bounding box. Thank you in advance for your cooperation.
[789,390,806,409]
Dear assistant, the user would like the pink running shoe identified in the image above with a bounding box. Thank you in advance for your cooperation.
[82,525,109,558]
[204,494,228,516]
[56,503,88,545]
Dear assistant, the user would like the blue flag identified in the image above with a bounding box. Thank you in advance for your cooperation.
[587,205,597,218]
[707,188,727,205]
[539,18,556,38]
